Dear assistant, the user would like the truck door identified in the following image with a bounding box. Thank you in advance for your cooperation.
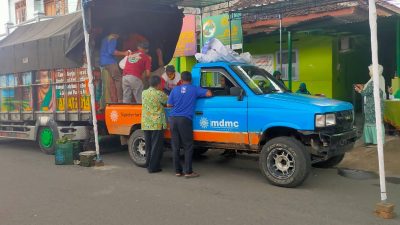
[193,68,248,145]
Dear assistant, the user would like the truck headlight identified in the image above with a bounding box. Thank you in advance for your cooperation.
[326,113,336,126]
[315,114,326,127]
[315,113,336,128]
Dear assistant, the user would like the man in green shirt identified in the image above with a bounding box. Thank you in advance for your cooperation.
[142,76,168,173]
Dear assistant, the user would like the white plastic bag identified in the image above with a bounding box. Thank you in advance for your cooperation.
[119,56,127,70]
[195,38,252,64]
[119,56,128,70]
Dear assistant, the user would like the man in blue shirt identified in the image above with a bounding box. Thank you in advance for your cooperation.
[100,30,129,103]
[167,71,212,178]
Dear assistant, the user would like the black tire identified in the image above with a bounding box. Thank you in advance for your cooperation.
[128,130,147,167]
[259,137,311,188]
[313,154,345,168]
[37,126,59,155]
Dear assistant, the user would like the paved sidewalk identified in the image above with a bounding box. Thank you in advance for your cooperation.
[340,135,400,177]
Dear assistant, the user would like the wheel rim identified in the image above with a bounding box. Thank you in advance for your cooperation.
[266,147,296,179]
[132,137,146,161]
[40,128,54,149]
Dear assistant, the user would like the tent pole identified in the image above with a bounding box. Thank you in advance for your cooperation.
[368,0,386,203]
[81,2,101,162]
[397,17,400,77]
[200,7,204,48]
[288,31,292,91]
[229,12,233,49]
[369,1,395,218]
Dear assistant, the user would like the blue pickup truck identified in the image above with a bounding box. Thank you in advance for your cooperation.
[106,62,357,187]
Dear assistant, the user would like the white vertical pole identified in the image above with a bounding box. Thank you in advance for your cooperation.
[368,0,387,202]
[81,2,101,159]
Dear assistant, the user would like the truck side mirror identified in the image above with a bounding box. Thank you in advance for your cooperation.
[230,87,244,101]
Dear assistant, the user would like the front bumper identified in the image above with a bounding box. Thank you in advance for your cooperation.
[302,128,357,159]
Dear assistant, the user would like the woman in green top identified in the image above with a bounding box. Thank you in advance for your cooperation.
[354,64,385,145]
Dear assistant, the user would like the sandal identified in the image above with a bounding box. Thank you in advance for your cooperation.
[184,172,200,179]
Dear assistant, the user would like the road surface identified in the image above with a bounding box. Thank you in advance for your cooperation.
[0,139,399,225]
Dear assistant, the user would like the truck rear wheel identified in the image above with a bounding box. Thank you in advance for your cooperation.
[259,137,311,188]
[38,126,58,155]
[128,130,147,167]
[313,154,345,168]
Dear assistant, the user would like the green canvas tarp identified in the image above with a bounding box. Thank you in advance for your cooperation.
[0,13,84,74]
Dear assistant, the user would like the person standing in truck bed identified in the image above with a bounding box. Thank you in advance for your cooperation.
[122,42,152,104]
[100,29,129,103]
[167,71,212,178]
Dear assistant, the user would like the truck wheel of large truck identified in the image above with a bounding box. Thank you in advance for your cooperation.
[312,154,345,168]
[259,137,311,188]
[37,126,59,155]
[128,130,147,167]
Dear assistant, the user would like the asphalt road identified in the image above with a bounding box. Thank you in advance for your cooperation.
[0,139,399,225]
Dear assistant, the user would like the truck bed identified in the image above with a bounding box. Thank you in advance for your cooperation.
[105,104,143,135]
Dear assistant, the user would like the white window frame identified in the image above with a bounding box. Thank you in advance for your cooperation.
[275,49,299,81]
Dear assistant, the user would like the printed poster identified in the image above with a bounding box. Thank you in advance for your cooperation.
[55,68,91,112]
[252,54,275,74]
[36,70,56,112]
[202,13,243,50]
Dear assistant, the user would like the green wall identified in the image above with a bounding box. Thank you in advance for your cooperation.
[333,36,370,105]
[169,56,197,73]
[244,33,334,98]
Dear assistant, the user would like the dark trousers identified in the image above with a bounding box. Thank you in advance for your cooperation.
[170,116,194,174]
[144,130,164,172]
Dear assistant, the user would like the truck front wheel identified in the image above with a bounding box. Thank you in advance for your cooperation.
[259,137,311,188]
[128,130,147,167]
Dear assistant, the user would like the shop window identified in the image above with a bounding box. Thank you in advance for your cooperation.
[200,70,236,96]
[275,50,299,81]
[15,0,26,24]
[44,0,66,16]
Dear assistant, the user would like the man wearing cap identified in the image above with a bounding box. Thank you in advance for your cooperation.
[161,65,182,95]
[100,30,130,103]
[122,42,152,104]
[273,70,285,87]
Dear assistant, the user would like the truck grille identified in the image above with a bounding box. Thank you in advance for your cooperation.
[335,110,354,132]
[318,110,354,134]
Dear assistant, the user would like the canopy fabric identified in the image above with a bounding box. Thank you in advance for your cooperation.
[0,13,84,74]
[89,0,184,72]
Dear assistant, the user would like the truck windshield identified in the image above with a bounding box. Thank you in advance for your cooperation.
[231,65,288,95]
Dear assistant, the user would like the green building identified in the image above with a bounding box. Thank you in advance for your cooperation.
[173,0,400,108]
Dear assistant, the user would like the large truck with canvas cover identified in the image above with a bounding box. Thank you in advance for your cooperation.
[0,0,184,154]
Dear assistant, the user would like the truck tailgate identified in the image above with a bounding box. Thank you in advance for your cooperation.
[105,104,142,135]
